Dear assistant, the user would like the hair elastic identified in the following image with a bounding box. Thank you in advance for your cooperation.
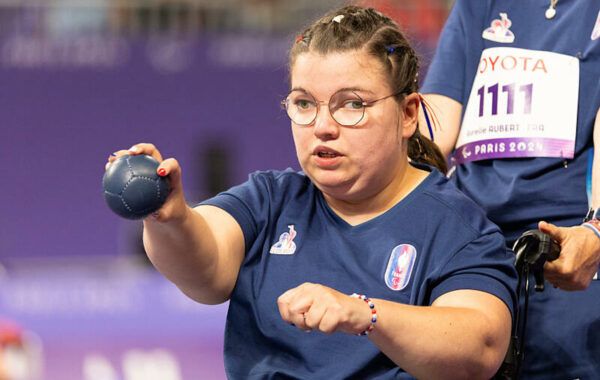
[351,293,377,336]
[418,94,440,142]
[332,15,344,23]
[295,35,304,43]
[385,45,396,54]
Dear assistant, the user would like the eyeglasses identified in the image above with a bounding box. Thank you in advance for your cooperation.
[281,89,403,127]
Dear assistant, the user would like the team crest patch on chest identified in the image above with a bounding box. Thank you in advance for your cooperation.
[384,244,417,291]
[269,225,297,255]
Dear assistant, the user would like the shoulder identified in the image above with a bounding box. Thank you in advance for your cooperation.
[200,169,314,248]
[446,0,490,25]
[247,168,309,187]
[214,168,316,207]
[243,169,313,198]
[199,168,311,208]
[415,166,500,238]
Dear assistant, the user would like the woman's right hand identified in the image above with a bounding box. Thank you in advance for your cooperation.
[106,143,189,224]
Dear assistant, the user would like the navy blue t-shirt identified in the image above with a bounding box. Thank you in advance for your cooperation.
[422,1,600,378]
[202,165,517,379]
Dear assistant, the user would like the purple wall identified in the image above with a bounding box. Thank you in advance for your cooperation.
[0,35,299,259]
[0,256,229,379]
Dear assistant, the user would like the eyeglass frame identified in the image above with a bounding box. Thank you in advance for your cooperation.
[280,89,406,127]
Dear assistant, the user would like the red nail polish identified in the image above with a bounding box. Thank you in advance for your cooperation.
[158,168,166,176]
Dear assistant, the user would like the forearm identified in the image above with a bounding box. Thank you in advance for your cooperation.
[143,205,240,304]
[278,285,511,378]
[368,298,510,380]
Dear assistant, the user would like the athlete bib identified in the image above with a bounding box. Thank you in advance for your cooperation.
[452,47,579,165]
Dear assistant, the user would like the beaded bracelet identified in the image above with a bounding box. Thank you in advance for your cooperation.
[351,293,377,336]
[582,219,600,241]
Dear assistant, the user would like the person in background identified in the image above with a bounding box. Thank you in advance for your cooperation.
[0,318,40,380]
[420,0,600,378]
[107,5,518,379]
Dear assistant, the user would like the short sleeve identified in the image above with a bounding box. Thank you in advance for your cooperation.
[430,231,518,317]
[197,169,303,254]
[198,172,273,251]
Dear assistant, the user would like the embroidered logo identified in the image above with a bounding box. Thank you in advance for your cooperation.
[269,225,297,255]
[384,244,416,291]
[591,10,600,40]
[482,13,515,43]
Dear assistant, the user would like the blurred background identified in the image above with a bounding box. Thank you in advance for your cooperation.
[0,0,451,379]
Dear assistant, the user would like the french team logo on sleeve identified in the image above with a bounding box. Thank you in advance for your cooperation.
[269,225,297,255]
[384,244,417,291]
[592,10,600,41]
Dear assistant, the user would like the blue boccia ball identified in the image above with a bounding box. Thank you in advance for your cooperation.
[102,154,170,219]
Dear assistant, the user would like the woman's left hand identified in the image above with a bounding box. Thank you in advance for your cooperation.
[277,283,371,334]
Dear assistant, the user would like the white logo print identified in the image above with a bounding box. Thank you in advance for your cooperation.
[269,225,297,255]
[591,10,600,41]
[482,13,515,43]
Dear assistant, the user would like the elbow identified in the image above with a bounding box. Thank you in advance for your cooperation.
[465,305,513,380]
[403,337,509,380]
[461,333,510,380]
[440,328,510,380]
[440,352,505,380]
[465,355,504,380]
[177,282,232,305]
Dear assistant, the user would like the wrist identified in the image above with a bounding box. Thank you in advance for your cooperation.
[582,219,600,242]
[582,207,600,242]
[351,293,377,336]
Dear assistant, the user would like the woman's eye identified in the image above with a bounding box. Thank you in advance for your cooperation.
[351,100,363,109]
[295,100,313,110]
[343,100,363,110]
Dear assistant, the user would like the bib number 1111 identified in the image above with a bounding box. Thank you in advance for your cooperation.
[476,82,533,117]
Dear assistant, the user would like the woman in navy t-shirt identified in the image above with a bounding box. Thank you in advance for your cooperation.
[107,6,517,379]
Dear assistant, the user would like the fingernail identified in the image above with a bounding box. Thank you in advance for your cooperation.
[157,168,166,176]
[105,162,111,170]
[129,146,138,153]
[110,153,116,157]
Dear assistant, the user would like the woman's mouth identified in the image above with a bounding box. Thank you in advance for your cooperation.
[318,151,339,158]
[313,146,343,167]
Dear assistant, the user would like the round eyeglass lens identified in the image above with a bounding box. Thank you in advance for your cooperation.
[285,91,318,126]
[329,91,365,126]
[284,90,366,126]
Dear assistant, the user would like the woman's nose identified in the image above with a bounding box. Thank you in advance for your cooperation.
[312,103,340,140]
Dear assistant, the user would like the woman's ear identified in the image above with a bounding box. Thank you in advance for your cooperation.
[400,93,420,139]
